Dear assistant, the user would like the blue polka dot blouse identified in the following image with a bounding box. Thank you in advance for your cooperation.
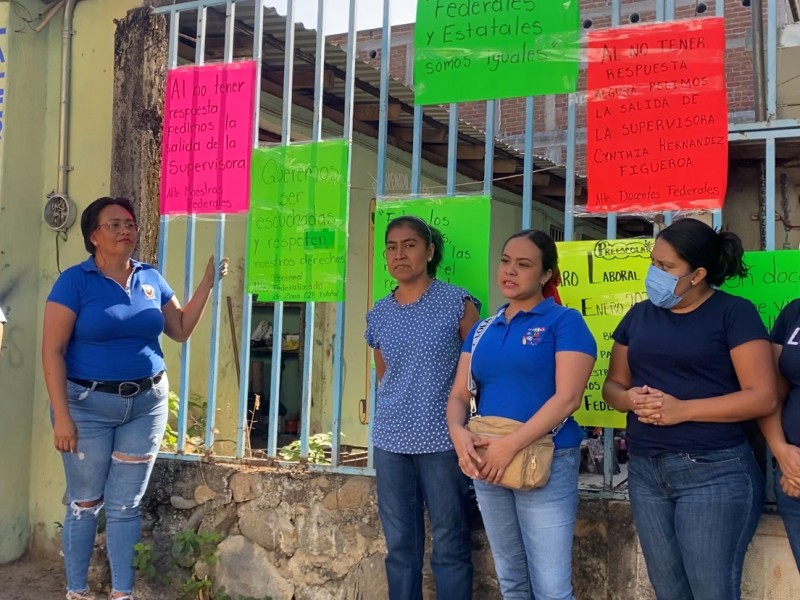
[365,279,480,454]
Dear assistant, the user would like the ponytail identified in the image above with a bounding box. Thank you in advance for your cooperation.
[714,230,747,286]
[657,218,748,287]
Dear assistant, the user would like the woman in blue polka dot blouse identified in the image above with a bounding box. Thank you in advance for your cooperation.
[447,230,596,600]
[365,215,481,600]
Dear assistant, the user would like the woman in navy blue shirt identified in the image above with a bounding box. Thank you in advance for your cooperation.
[42,197,227,600]
[603,218,775,600]
[365,215,480,600]
[761,299,800,569]
[447,229,596,599]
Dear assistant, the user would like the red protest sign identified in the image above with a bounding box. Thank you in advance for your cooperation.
[586,18,727,213]
[160,61,257,215]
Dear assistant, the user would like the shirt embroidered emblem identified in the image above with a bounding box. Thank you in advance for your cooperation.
[522,327,546,345]
[142,284,156,300]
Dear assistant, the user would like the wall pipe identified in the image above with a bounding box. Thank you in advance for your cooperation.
[57,0,81,196]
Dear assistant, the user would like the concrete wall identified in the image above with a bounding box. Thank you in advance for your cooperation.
[0,0,143,562]
[0,0,48,563]
[0,0,144,561]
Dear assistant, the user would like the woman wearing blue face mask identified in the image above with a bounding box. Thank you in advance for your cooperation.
[602,218,776,600]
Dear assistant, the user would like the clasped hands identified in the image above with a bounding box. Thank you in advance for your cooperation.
[452,428,517,485]
[627,385,687,427]
[774,443,800,498]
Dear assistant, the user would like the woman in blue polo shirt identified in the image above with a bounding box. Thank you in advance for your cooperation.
[447,229,596,600]
[603,218,775,600]
[42,197,227,600]
[365,215,480,600]
[761,300,800,570]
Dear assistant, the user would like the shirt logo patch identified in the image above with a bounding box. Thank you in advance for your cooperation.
[522,327,546,345]
[142,284,156,300]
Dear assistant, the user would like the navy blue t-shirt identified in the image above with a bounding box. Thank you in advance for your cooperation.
[464,298,597,449]
[612,291,769,455]
[772,299,800,447]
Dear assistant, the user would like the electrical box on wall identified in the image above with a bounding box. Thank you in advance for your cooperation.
[43,192,77,232]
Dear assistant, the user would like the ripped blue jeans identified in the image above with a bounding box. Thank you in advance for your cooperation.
[55,375,169,595]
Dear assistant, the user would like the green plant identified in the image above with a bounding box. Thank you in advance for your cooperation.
[134,529,242,599]
[171,530,222,568]
[132,540,163,583]
[278,432,337,464]
[136,527,275,599]
[161,392,209,452]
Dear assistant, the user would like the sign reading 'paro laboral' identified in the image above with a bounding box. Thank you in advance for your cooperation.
[160,61,257,215]
[557,239,653,428]
[587,18,727,213]
[247,140,350,302]
[722,250,800,331]
[372,196,491,317]
[413,0,580,105]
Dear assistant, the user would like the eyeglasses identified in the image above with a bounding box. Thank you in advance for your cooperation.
[100,220,138,234]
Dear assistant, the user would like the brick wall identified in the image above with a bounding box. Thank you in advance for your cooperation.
[330,0,786,171]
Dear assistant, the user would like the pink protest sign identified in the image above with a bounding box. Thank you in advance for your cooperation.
[160,61,257,215]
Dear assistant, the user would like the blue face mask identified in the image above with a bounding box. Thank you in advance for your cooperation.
[645,264,692,309]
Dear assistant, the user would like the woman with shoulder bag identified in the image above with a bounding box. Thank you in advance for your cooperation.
[446,229,596,599]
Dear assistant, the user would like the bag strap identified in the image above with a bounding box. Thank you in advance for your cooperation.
[467,307,569,436]
[468,311,502,417]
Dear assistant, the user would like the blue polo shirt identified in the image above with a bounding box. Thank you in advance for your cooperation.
[47,256,175,381]
[464,298,597,449]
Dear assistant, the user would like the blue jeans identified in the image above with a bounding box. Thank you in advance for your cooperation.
[474,446,580,600]
[775,466,800,567]
[56,376,169,595]
[628,442,764,600]
[373,447,473,600]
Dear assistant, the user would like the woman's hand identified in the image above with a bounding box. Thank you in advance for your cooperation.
[477,436,518,484]
[775,443,800,488]
[781,474,800,498]
[633,386,688,426]
[623,386,654,412]
[53,414,78,453]
[451,426,485,479]
[201,255,229,289]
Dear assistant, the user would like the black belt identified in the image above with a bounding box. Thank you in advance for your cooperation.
[68,371,165,398]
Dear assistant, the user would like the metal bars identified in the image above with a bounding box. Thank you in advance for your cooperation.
[151,1,795,496]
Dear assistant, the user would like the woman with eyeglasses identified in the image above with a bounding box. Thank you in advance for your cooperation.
[41,196,228,600]
[365,215,481,599]
[602,218,775,600]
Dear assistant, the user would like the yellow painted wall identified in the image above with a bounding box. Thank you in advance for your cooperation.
[16,0,143,559]
[0,0,49,562]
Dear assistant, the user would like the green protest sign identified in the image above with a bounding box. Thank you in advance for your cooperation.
[246,140,349,301]
[372,196,491,316]
[557,239,654,429]
[722,250,800,331]
[413,0,580,105]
